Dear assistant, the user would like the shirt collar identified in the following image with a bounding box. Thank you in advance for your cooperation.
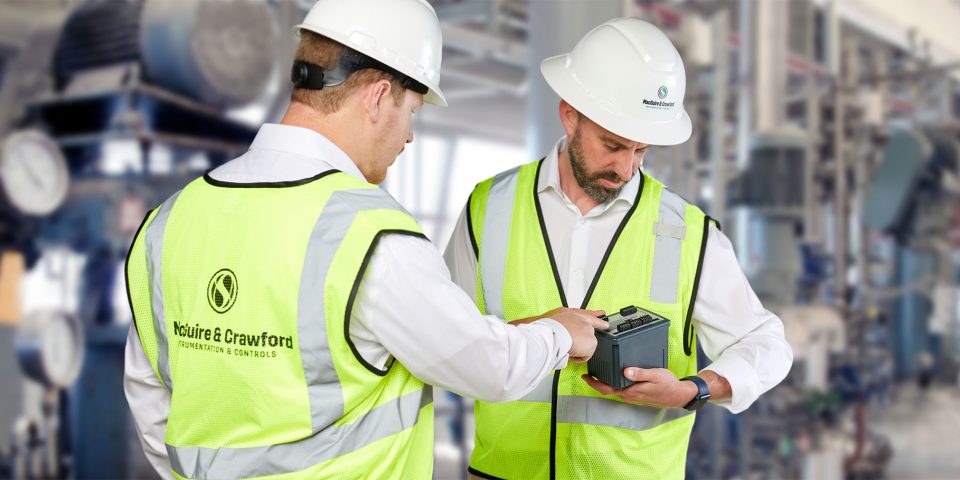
[537,136,642,208]
[247,123,367,181]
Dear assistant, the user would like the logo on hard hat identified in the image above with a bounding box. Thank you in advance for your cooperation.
[658,86,668,99]
[207,269,238,314]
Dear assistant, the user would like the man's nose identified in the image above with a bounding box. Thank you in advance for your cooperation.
[613,152,636,180]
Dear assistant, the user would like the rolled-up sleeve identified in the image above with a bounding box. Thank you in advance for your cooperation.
[694,224,794,413]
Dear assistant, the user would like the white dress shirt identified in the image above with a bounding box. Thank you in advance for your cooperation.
[444,136,794,414]
[123,124,573,477]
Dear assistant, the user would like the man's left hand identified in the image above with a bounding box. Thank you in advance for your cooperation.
[581,368,698,408]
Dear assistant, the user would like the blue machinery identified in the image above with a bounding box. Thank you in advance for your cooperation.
[0,1,283,477]
[863,128,960,378]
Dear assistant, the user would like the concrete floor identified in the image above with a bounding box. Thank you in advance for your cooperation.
[872,385,960,480]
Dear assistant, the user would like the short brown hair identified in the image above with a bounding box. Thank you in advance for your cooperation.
[290,31,405,114]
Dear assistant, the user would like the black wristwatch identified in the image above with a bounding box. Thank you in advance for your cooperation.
[679,376,711,411]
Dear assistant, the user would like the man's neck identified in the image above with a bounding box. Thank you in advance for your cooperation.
[557,146,601,215]
[279,103,368,179]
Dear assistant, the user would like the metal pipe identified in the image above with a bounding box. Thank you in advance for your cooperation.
[732,0,753,252]
[42,389,59,479]
[433,138,459,243]
[752,0,786,131]
[526,0,621,159]
[804,0,822,246]
[828,0,848,310]
[710,8,730,225]
[440,68,527,96]
[856,60,960,83]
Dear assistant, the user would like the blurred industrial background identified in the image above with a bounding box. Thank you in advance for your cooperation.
[0,0,958,478]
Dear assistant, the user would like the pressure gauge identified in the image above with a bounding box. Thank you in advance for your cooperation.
[16,310,85,388]
[0,130,70,215]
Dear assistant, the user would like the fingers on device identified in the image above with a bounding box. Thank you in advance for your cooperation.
[587,305,670,389]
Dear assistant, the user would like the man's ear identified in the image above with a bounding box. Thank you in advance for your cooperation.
[558,99,580,137]
[361,79,393,123]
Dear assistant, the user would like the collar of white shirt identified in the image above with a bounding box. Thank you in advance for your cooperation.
[537,136,642,217]
[208,123,367,183]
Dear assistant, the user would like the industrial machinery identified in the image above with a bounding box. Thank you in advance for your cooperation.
[863,127,960,379]
[733,130,814,307]
[1,1,958,479]
[0,0,286,477]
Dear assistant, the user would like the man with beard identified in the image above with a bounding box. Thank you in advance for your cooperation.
[444,18,793,479]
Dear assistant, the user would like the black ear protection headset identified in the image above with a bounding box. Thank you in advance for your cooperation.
[291,47,428,95]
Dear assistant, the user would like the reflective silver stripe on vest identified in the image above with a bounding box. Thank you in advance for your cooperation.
[143,190,181,391]
[480,166,520,317]
[145,184,430,478]
[517,375,554,403]
[649,189,687,304]
[168,388,431,479]
[556,395,692,431]
[298,187,409,432]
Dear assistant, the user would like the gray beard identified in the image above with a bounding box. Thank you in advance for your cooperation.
[568,132,627,204]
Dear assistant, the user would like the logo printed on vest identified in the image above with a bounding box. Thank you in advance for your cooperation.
[207,269,238,314]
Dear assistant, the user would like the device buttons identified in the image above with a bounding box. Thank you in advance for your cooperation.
[620,306,638,316]
[616,319,645,333]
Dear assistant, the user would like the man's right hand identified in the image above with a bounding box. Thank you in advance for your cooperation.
[537,308,607,363]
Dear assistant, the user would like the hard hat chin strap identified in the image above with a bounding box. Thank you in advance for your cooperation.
[291,48,428,95]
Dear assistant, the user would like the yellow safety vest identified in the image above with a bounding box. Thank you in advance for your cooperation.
[465,160,714,479]
[126,170,433,479]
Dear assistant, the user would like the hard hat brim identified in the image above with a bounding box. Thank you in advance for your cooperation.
[540,54,691,146]
[422,88,447,107]
[294,24,447,107]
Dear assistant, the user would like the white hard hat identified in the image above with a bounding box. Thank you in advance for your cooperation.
[295,0,447,106]
[540,18,691,145]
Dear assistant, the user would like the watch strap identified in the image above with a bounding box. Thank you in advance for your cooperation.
[680,375,710,411]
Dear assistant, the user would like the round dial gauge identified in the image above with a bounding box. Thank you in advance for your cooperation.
[17,310,84,388]
[0,130,70,215]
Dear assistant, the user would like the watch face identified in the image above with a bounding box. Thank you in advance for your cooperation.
[688,395,710,411]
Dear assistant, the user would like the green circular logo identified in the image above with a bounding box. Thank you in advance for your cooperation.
[658,86,668,99]
[207,269,238,314]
